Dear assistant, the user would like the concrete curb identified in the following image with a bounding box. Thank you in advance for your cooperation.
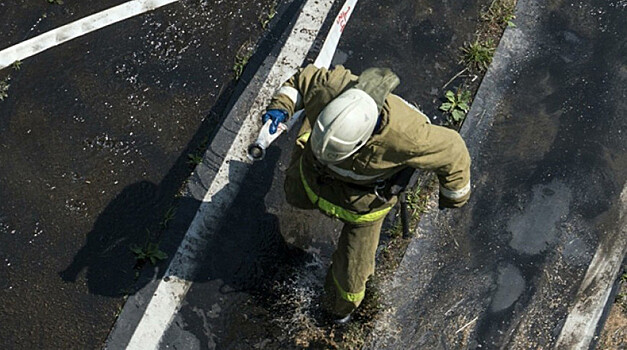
[461,2,627,348]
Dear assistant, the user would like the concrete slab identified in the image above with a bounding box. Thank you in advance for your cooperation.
[366,0,627,348]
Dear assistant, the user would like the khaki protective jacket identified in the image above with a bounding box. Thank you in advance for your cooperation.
[268,64,471,220]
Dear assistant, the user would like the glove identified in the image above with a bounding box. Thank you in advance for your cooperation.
[261,109,288,135]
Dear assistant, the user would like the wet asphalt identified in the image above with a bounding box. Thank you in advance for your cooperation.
[0,0,280,348]
[2,0,625,349]
[365,0,627,349]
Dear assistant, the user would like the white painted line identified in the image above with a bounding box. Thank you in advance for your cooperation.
[113,0,360,348]
[0,0,179,70]
[555,184,627,350]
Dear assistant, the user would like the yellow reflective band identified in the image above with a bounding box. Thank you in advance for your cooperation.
[299,157,391,223]
[332,269,365,303]
[296,132,311,145]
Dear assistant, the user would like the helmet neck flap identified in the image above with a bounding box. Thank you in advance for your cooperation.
[310,68,400,165]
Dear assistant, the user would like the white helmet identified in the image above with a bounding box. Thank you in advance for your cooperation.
[309,88,378,164]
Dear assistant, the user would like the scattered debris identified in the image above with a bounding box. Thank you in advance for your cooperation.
[597,270,627,348]
[455,316,478,334]
[0,76,10,101]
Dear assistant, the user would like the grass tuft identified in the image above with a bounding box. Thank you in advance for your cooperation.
[460,39,495,73]
[481,0,517,31]
[233,41,254,80]
[0,77,10,101]
[259,1,277,29]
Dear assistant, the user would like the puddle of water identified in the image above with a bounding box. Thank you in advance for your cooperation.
[264,253,340,348]
[508,180,572,255]
[490,264,525,312]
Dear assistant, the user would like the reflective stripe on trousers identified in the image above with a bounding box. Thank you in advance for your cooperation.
[332,269,365,303]
[298,157,391,223]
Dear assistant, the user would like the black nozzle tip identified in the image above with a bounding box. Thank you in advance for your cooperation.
[247,144,265,161]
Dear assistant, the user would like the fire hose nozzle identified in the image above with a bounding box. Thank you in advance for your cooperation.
[247,119,287,161]
[247,142,266,161]
[247,110,304,161]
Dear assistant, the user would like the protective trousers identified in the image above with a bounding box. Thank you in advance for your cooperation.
[284,148,384,318]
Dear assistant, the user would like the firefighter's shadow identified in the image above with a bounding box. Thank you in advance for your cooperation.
[59,146,301,297]
[57,0,309,297]
[191,147,304,293]
[58,178,169,297]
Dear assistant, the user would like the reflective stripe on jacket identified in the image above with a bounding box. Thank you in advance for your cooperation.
[300,156,392,223]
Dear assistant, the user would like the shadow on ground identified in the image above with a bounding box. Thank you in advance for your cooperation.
[58,104,311,301]
[57,0,308,300]
[57,78,236,296]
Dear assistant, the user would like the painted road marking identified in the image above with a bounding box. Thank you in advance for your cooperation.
[108,0,359,349]
[0,0,179,70]
[555,184,627,350]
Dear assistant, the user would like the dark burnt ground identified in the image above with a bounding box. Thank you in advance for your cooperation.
[366,0,627,349]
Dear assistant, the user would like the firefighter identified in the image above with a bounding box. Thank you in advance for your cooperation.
[263,64,471,323]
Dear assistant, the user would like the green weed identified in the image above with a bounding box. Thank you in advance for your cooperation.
[187,136,210,167]
[47,0,64,4]
[388,219,403,239]
[259,2,277,29]
[130,242,167,266]
[460,39,495,72]
[407,187,429,214]
[440,89,472,124]
[160,206,177,229]
[12,61,22,71]
[233,41,253,80]
[187,153,203,165]
[233,52,251,80]
[481,0,517,29]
